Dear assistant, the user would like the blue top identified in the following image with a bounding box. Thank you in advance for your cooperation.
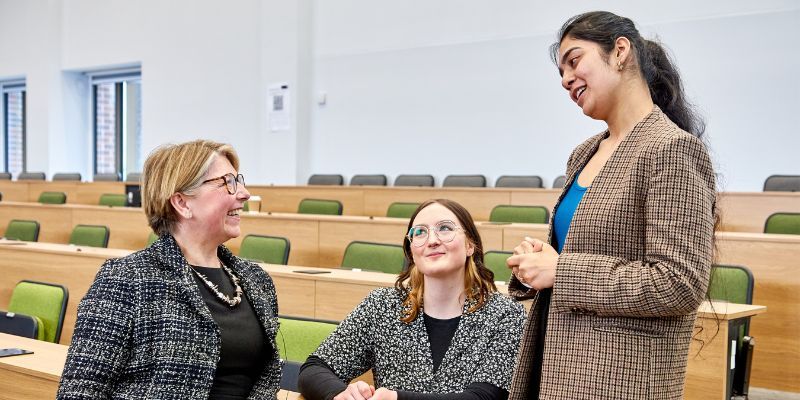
[553,177,588,253]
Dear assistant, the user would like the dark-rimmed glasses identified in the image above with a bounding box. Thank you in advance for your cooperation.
[201,173,245,195]
[407,220,463,247]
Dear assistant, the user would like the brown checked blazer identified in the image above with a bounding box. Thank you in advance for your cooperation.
[508,107,716,399]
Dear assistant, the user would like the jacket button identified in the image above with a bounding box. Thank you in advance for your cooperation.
[570,307,580,313]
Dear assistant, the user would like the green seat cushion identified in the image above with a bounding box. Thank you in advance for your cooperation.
[8,281,67,343]
[386,202,419,219]
[4,220,39,242]
[341,241,405,274]
[489,205,548,224]
[764,213,800,235]
[483,251,513,283]
[298,199,342,215]
[239,235,290,264]
[99,193,127,207]
[277,318,338,362]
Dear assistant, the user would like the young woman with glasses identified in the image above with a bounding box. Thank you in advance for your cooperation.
[58,140,282,399]
[298,199,525,400]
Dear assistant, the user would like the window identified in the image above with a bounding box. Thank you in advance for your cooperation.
[2,80,26,175]
[91,69,141,178]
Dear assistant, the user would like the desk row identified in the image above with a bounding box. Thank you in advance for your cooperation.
[1,181,799,233]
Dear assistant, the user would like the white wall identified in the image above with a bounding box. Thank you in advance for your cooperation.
[311,0,800,190]
[0,0,798,189]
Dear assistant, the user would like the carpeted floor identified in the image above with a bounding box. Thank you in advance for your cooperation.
[750,388,800,400]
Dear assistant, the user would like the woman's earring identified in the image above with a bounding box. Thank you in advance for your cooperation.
[617,61,624,71]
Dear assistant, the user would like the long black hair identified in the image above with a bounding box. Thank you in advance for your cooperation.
[551,11,705,138]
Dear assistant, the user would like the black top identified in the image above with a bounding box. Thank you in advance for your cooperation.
[191,265,271,400]
[298,313,506,400]
[423,314,460,372]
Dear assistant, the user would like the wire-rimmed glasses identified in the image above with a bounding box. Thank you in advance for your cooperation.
[407,220,463,247]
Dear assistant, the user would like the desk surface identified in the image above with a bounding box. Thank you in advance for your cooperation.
[0,333,66,382]
[0,333,304,399]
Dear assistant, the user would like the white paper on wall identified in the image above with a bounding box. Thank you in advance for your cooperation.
[268,83,290,132]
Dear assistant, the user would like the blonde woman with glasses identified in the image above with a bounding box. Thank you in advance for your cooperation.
[58,140,282,399]
[298,199,525,400]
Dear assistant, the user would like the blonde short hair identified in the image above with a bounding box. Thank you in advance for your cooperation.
[142,140,239,235]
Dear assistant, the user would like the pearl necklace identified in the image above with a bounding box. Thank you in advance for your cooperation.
[189,261,243,307]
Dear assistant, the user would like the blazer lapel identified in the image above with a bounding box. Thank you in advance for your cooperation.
[153,234,216,324]
[549,131,607,246]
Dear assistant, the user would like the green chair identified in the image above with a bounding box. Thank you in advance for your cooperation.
[386,202,419,219]
[239,234,290,265]
[707,264,755,398]
[298,198,343,216]
[341,241,405,274]
[489,205,549,224]
[146,232,159,247]
[38,191,67,204]
[4,219,40,242]
[764,212,800,235]
[483,250,513,283]
[98,193,127,207]
[277,316,339,391]
[7,280,69,343]
[69,225,110,248]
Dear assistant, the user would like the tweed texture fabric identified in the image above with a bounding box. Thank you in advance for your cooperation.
[508,107,716,399]
[57,233,282,399]
[313,288,526,393]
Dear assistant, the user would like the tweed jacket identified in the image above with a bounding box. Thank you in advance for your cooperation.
[508,107,716,399]
[57,234,282,399]
[313,288,526,393]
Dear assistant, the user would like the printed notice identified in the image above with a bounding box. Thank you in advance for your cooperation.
[268,83,290,132]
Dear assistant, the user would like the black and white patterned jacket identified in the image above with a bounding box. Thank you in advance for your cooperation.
[313,287,525,393]
[57,233,282,399]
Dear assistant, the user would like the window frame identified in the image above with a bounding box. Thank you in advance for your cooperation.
[89,68,141,178]
[2,80,27,174]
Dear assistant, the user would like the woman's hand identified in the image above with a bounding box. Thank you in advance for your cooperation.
[507,237,559,289]
[333,381,375,400]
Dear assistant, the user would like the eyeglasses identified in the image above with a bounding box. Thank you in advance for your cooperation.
[407,220,463,247]
[201,173,245,195]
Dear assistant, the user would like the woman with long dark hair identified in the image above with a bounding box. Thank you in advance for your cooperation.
[506,11,716,399]
[299,199,525,400]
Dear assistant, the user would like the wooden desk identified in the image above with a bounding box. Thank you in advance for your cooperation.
[2,182,799,233]
[717,191,800,232]
[0,181,126,205]
[0,203,514,267]
[685,302,766,400]
[0,202,150,249]
[0,251,777,398]
[0,333,303,400]
[0,241,130,346]
[247,185,558,222]
[0,332,67,399]
[0,203,797,391]
[0,299,762,400]
[249,185,800,234]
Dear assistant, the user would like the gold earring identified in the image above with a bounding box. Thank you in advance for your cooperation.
[618,61,624,71]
